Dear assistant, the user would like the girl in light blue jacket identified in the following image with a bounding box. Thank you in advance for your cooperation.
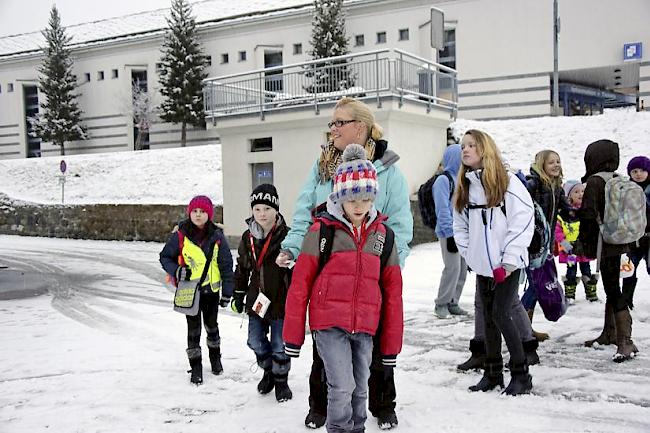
[453,129,534,396]
[277,97,412,430]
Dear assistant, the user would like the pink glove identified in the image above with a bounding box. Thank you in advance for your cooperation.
[492,267,507,284]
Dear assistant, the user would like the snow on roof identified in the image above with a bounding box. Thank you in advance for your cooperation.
[0,0,313,58]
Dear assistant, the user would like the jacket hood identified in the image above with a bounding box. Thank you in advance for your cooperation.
[246,213,287,239]
[375,149,400,173]
[324,197,379,232]
[442,144,462,177]
[582,139,619,182]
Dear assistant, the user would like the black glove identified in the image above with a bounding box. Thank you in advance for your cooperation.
[230,291,245,313]
[446,236,458,253]
[219,295,231,308]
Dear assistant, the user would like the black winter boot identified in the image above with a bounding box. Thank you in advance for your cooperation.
[304,410,326,429]
[377,411,398,430]
[208,346,223,375]
[274,374,293,402]
[188,357,203,385]
[523,339,540,366]
[503,362,532,396]
[469,357,503,392]
[457,339,486,371]
[258,369,274,394]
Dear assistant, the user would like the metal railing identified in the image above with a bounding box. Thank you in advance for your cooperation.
[203,49,457,123]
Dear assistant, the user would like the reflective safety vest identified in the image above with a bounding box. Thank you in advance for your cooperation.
[557,215,580,243]
[178,231,222,293]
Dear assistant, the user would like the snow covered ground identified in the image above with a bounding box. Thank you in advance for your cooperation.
[0,235,649,433]
[1,108,649,432]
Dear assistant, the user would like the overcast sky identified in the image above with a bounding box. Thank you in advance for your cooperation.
[0,0,194,37]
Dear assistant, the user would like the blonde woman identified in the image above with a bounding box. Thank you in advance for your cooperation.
[453,130,535,396]
[277,97,412,429]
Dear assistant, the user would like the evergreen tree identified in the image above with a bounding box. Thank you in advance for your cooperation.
[31,6,87,156]
[158,0,207,147]
[306,0,353,93]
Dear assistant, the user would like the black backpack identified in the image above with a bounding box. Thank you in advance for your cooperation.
[317,222,395,274]
[417,171,454,230]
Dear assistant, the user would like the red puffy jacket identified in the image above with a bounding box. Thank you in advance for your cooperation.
[283,213,403,359]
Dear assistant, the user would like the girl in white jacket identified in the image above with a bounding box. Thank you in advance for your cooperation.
[453,129,535,396]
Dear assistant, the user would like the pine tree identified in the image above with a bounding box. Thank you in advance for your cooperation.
[306,0,353,93]
[158,0,207,147]
[30,6,87,156]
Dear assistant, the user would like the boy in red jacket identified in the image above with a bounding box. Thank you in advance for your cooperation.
[283,144,403,433]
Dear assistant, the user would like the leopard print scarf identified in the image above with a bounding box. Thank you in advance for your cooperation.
[318,138,377,182]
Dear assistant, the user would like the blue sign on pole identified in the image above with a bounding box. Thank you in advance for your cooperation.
[623,42,642,61]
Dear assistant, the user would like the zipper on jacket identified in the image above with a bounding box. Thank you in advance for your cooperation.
[350,223,370,334]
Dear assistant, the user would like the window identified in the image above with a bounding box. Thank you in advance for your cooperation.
[438,29,456,69]
[376,31,386,44]
[398,28,409,41]
[221,53,229,64]
[355,34,365,47]
[250,137,272,152]
[293,43,302,55]
[251,162,274,188]
[0,84,2,93]
[111,69,119,79]
[97,71,105,80]
[239,50,247,62]
[84,73,91,82]
[8,83,13,92]
[205,55,212,66]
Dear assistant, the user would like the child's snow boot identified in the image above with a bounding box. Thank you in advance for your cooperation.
[208,346,223,375]
[457,339,485,371]
[377,411,399,430]
[527,309,549,341]
[469,357,504,392]
[582,274,599,302]
[563,276,576,304]
[523,339,540,366]
[503,361,532,396]
[304,410,327,429]
[187,348,203,385]
[274,373,293,402]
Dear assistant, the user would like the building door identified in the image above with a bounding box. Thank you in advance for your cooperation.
[264,51,283,93]
[131,70,150,150]
[23,85,41,158]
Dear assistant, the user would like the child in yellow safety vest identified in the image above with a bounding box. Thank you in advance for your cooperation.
[555,181,597,303]
[159,195,234,385]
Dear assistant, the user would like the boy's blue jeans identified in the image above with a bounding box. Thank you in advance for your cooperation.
[247,315,290,376]
[314,327,373,433]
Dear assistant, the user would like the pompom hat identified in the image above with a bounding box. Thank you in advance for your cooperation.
[563,180,582,197]
[627,156,650,176]
[329,143,378,203]
[187,195,214,221]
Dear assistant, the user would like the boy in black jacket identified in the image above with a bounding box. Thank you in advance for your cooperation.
[231,184,293,402]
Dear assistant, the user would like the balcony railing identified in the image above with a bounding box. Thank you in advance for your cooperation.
[203,49,457,123]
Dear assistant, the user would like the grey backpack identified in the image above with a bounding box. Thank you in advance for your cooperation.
[594,172,647,244]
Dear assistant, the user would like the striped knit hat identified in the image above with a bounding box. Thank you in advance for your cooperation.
[329,144,378,203]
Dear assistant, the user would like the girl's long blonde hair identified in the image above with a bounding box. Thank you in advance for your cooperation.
[533,150,563,190]
[455,129,509,212]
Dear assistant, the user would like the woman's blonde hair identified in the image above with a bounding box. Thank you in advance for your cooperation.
[533,150,563,189]
[455,129,509,212]
[335,97,383,141]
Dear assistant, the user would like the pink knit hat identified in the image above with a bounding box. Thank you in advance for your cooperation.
[187,195,214,221]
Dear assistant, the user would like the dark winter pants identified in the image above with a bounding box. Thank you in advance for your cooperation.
[309,331,396,419]
[623,237,650,290]
[600,255,627,313]
[477,270,525,366]
[565,261,592,286]
[186,293,220,359]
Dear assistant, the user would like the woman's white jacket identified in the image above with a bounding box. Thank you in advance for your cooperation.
[453,170,534,277]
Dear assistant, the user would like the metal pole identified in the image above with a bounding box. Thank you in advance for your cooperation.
[553,0,560,115]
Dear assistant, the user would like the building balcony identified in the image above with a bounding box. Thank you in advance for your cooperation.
[203,49,458,124]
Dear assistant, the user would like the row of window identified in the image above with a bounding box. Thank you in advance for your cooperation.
[77,69,119,83]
